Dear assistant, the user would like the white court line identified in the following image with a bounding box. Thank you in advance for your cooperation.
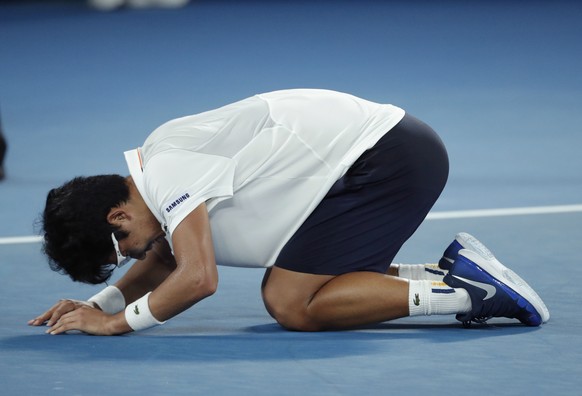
[426,203,582,220]
[0,235,43,245]
[1,204,581,246]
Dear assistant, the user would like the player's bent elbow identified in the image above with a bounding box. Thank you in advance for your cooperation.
[188,272,218,300]
[202,277,218,297]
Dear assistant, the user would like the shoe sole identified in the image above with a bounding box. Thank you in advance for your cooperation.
[459,249,550,325]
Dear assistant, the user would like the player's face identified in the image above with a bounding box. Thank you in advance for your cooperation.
[112,229,166,264]
[110,213,166,264]
[118,232,165,262]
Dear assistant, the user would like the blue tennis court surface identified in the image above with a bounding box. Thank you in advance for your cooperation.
[1,1,581,395]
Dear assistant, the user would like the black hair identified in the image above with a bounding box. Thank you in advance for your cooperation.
[41,175,130,284]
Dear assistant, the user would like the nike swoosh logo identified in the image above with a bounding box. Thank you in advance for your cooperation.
[452,275,497,300]
[443,257,454,264]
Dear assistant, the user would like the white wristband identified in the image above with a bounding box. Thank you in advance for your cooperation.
[124,292,165,332]
[88,285,126,314]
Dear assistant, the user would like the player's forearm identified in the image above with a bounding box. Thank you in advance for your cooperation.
[147,257,218,322]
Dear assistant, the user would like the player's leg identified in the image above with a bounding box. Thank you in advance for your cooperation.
[263,231,550,331]
[262,267,410,331]
[262,244,549,331]
[262,265,474,331]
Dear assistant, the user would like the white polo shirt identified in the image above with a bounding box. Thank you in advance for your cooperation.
[125,89,405,268]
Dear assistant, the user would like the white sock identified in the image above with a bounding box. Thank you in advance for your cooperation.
[408,280,471,316]
[395,263,448,281]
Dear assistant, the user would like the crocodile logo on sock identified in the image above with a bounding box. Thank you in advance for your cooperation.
[413,293,420,306]
[133,305,140,315]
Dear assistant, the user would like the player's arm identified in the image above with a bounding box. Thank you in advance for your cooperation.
[107,201,218,333]
[139,201,218,320]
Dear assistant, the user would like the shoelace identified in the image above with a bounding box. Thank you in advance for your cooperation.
[461,294,522,327]
[462,316,493,328]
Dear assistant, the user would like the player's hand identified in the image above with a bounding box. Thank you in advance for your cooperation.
[28,299,97,328]
[43,304,115,336]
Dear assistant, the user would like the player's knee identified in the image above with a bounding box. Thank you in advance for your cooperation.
[262,290,322,332]
[274,308,322,332]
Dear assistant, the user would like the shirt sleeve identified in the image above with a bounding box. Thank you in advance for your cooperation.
[142,148,235,235]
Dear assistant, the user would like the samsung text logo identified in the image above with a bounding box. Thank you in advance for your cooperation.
[165,193,191,213]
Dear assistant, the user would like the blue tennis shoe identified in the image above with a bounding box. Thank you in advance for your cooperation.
[443,246,550,327]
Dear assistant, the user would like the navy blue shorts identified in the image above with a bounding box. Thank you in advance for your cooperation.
[273,113,449,275]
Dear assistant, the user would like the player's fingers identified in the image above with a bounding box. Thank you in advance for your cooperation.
[46,310,78,335]
[28,315,49,326]
[46,319,68,335]
[45,300,79,327]
[49,306,96,335]
[28,299,69,326]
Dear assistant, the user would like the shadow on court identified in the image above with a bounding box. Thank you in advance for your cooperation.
[2,321,539,363]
